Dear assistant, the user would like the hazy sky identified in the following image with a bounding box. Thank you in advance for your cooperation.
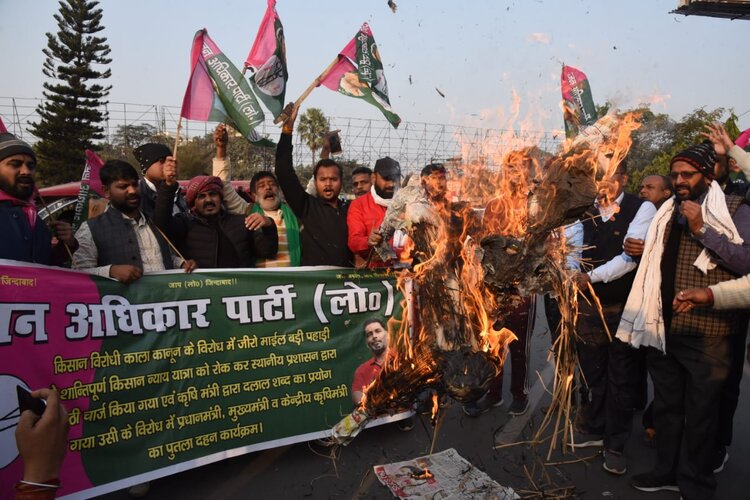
[2,0,749,134]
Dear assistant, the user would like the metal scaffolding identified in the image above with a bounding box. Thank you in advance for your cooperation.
[1,96,561,173]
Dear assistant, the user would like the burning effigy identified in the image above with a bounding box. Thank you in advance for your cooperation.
[332,113,640,446]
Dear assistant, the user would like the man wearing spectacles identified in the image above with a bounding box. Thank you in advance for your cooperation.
[617,141,750,499]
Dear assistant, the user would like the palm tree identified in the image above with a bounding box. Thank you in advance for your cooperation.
[297,108,329,165]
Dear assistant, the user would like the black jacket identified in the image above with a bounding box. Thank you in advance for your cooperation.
[581,192,644,305]
[140,178,188,220]
[0,200,75,265]
[0,201,52,264]
[275,133,352,267]
[154,182,277,268]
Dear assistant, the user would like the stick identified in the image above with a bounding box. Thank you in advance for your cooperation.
[173,116,183,159]
[274,55,342,125]
[148,221,187,262]
[36,191,74,262]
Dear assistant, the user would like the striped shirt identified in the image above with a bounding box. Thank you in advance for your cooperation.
[256,209,291,268]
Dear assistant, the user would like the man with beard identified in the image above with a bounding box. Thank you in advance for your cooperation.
[351,166,373,198]
[351,318,414,431]
[73,160,196,283]
[0,133,76,264]
[275,104,351,267]
[209,126,301,268]
[347,157,404,267]
[616,142,750,499]
[153,165,278,269]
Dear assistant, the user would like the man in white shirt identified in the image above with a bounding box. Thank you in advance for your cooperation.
[569,159,656,477]
[73,160,196,282]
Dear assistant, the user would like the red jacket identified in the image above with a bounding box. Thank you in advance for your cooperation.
[347,192,386,267]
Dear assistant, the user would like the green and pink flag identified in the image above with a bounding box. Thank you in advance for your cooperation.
[180,29,271,146]
[561,64,597,138]
[71,150,105,233]
[320,23,401,128]
[245,0,287,120]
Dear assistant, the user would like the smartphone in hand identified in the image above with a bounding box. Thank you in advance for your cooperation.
[327,131,342,155]
[16,386,47,416]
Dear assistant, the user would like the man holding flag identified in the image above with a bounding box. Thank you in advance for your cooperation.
[0,132,76,265]
[275,104,351,267]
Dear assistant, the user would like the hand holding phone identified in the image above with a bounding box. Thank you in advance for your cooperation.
[326,130,342,155]
[17,386,47,417]
[15,388,69,483]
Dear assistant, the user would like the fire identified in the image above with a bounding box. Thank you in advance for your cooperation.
[334,98,643,448]
[430,392,439,424]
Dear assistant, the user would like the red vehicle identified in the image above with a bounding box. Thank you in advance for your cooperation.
[36,180,254,222]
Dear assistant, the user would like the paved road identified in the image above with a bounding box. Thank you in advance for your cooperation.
[99,299,750,499]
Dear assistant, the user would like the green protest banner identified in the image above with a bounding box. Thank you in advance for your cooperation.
[0,262,403,498]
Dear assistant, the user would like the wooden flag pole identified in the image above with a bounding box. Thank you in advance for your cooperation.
[173,116,183,159]
[274,55,342,125]
[149,220,188,262]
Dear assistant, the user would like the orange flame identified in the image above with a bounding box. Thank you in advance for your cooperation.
[356,100,643,423]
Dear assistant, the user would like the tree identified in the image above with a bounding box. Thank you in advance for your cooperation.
[623,106,733,192]
[297,108,329,165]
[98,123,167,169]
[30,0,112,185]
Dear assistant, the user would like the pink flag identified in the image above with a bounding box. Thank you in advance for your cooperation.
[319,37,357,91]
[72,150,105,232]
[245,0,280,68]
[244,0,288,118]
[316,23,400,128]
[180,30,229,123]
[180,29,270,145]
[0,115,7,133]
[84,150,105,197]
[735,128,750,149]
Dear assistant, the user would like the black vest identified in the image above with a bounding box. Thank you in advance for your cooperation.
[582,193,645,305]
[88,207,173,269]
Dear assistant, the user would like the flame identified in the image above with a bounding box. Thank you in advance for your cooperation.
[430,392,439,423]
[345,97,643,443]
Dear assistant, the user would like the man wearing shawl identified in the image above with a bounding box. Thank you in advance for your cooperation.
[616,142,750,499]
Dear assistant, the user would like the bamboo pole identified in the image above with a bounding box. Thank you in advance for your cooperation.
[173,116,183,159]
[149,220,187,262]
[274,55,342,125]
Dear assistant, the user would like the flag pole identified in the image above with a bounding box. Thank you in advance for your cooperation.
[149,220,188,262]
[173,116,183,159]
[274,55,341,124]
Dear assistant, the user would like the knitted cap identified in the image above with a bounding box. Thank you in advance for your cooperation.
[133,143,172,174]
[0,133,35,163]
[670,141,716,179]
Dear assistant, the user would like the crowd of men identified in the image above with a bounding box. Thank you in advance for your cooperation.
[3,106,750,499]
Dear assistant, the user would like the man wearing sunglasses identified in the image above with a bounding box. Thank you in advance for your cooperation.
[616,141,750,499]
